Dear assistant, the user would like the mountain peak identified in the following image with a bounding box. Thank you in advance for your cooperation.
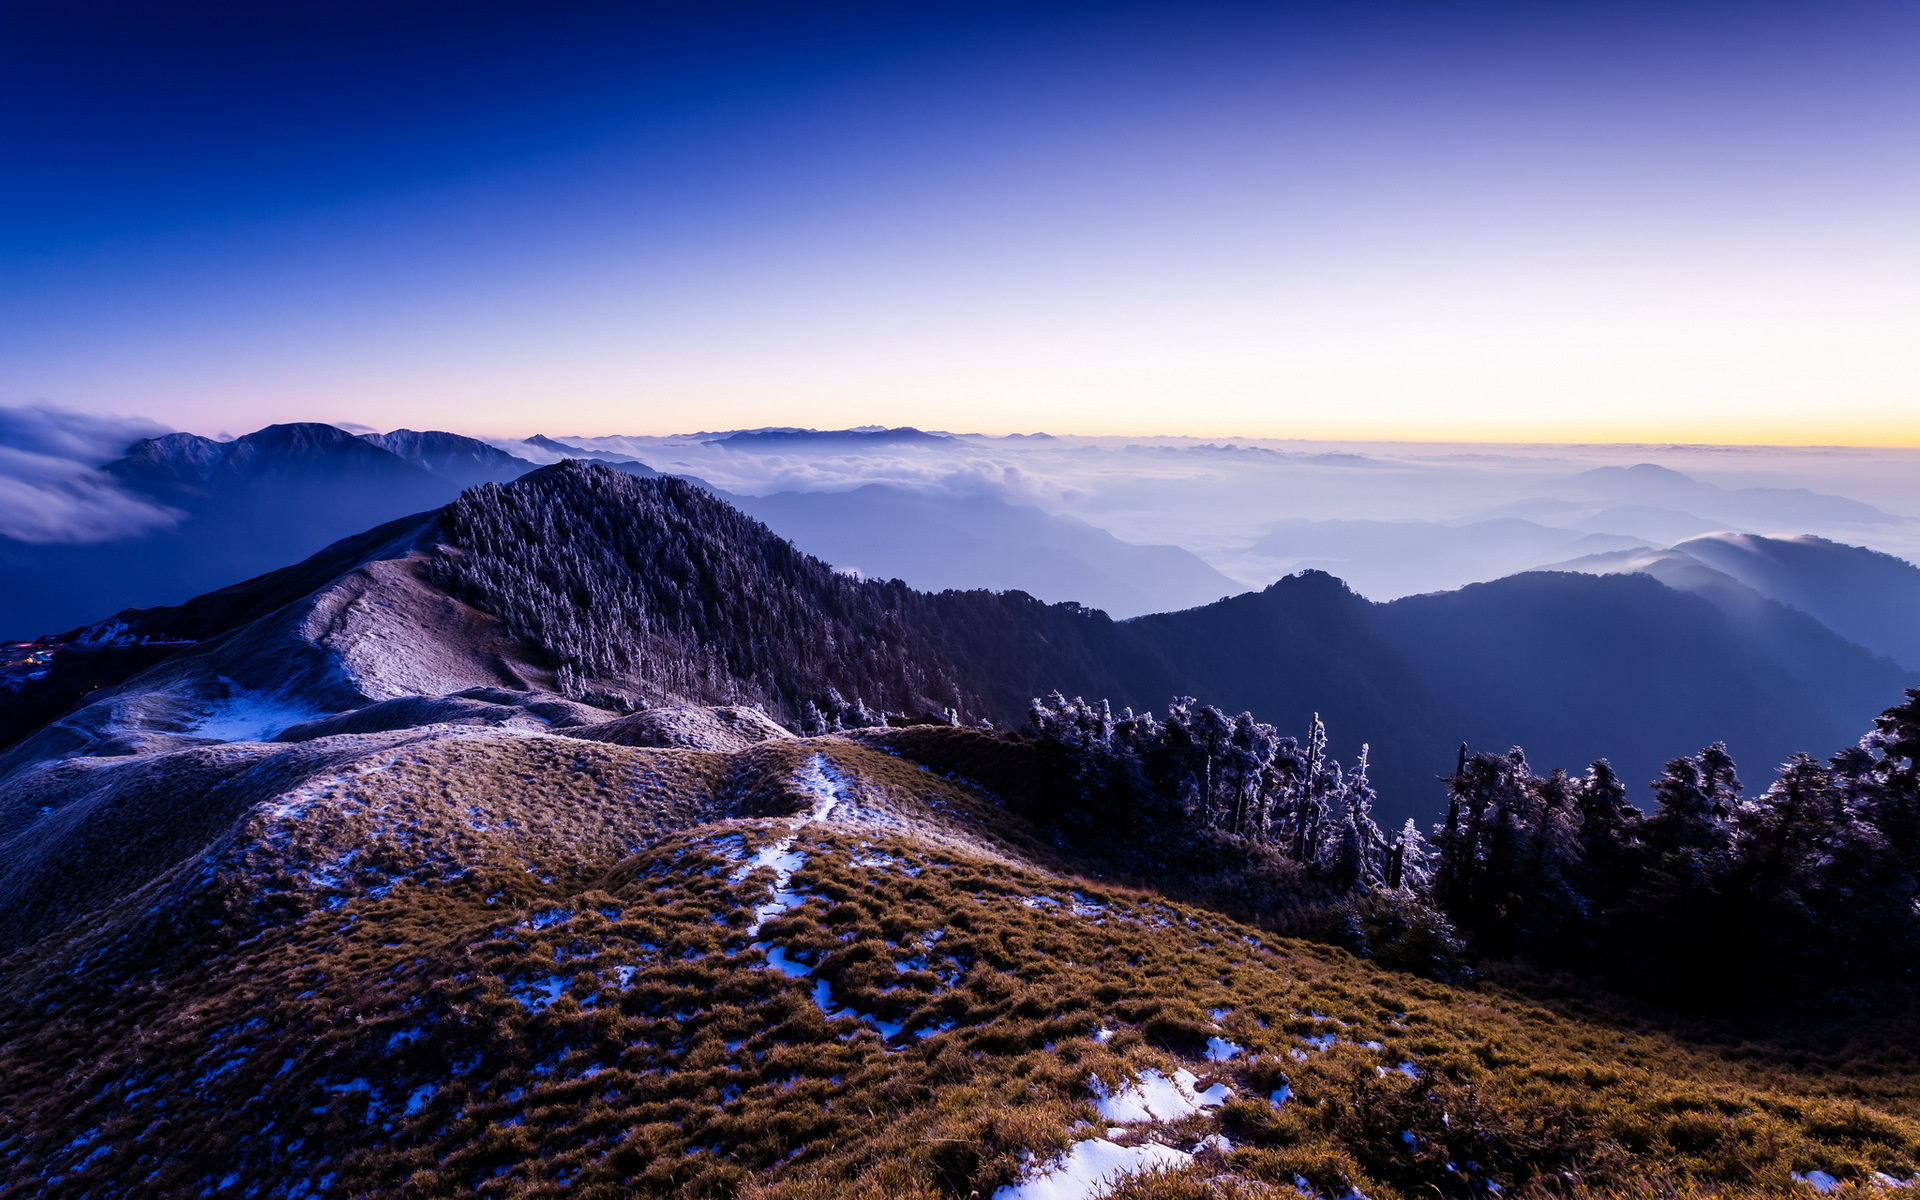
[704,426,952,450]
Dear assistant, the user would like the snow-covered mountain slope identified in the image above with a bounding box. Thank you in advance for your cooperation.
[3,724,1917,1199]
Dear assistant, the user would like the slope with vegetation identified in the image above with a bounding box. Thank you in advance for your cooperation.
[5,711,1920,1199]
[5,460,1920,1197]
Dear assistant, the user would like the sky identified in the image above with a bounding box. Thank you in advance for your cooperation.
[4,0,1918,444]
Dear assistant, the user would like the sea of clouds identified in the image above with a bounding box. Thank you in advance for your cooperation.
[0,405,182,543]
[531,430,1920,598]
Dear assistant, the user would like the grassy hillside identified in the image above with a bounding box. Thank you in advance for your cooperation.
[2,726,1916,1199]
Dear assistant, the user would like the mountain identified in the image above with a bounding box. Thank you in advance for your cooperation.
[705,426,955,449]
[511,434,663,474]
[0,424,537,640]
[359,428,534,487]
[728,483,1240,618]
[1670,533,1920,670]
[1549,532,1920,672]
[1374,570,1908,788]
[1566,462,1903,527]
[1242,517,1646,600]
[8,462,1908,827]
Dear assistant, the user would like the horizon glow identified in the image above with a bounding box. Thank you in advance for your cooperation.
[3,1,1917,446]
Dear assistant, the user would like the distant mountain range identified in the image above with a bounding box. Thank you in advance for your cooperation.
[0,424,1234,637]
[1550,532,1920,672]
[0,424,503,641]
[725,484,1238,618]
[7,462,1909,823]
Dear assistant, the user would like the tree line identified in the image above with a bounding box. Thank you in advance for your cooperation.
[1023,688,1920,1009]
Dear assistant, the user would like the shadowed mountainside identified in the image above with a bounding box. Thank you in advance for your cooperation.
[1557,534,1920,672]
[0,424,538,639]
[6,462,1911,824]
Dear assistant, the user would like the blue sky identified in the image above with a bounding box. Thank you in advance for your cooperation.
[4,0,1917,442]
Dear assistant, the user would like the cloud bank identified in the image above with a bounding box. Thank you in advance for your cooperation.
[0,406,182,543]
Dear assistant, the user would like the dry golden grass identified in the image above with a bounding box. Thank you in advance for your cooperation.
[0,731,1916,1199]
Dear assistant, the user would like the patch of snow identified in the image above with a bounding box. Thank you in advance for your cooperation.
[1092,1026,1115,1044]
[1796,1172,1844,1194]
[1206,1007,1232,1022]
[761,946,813,978]
[1191,1133,1233,1154]
[189,690,323,743]
[404,1085,435,1114]
[809,977,905,1039]
[792,752,851,821]
[991,1138,1194,1200]
[1091,1069,1230,1124]
[509,975,570,1011]
[1300,1034,1337,1052]
[525,908,571,931]
[1203,1037,1243,1062]
[1269,1085,1292,1107]
[1291,1175,1370,1200]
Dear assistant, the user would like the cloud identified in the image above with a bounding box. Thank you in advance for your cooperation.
[0,405,183,543]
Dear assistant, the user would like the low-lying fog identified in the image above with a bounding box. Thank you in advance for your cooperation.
[510,429,1920,604]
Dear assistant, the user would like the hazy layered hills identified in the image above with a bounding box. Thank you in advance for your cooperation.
[7,462,1910,823]
[1246,461,1913,602]
[727,484,1240,618]
[1553,533,1920,672]
[0,423,1241,637]
[0,423,538,639]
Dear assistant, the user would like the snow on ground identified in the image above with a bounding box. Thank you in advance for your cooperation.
[792,752,851,822]
[810,978,906,1039]
[508,975,571,1011]
[763,947,814,978]
[188,690,324,743]
[734,753,851,935]
[1203,1037,1243,1062]
[990,1138,1194,1200]
[736,753,906,1041]
[1090,1069,1231,1124]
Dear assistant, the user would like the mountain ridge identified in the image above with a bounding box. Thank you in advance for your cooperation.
[6,461,1910,824]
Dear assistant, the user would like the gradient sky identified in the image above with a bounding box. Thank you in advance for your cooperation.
[4,0,1917,443]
